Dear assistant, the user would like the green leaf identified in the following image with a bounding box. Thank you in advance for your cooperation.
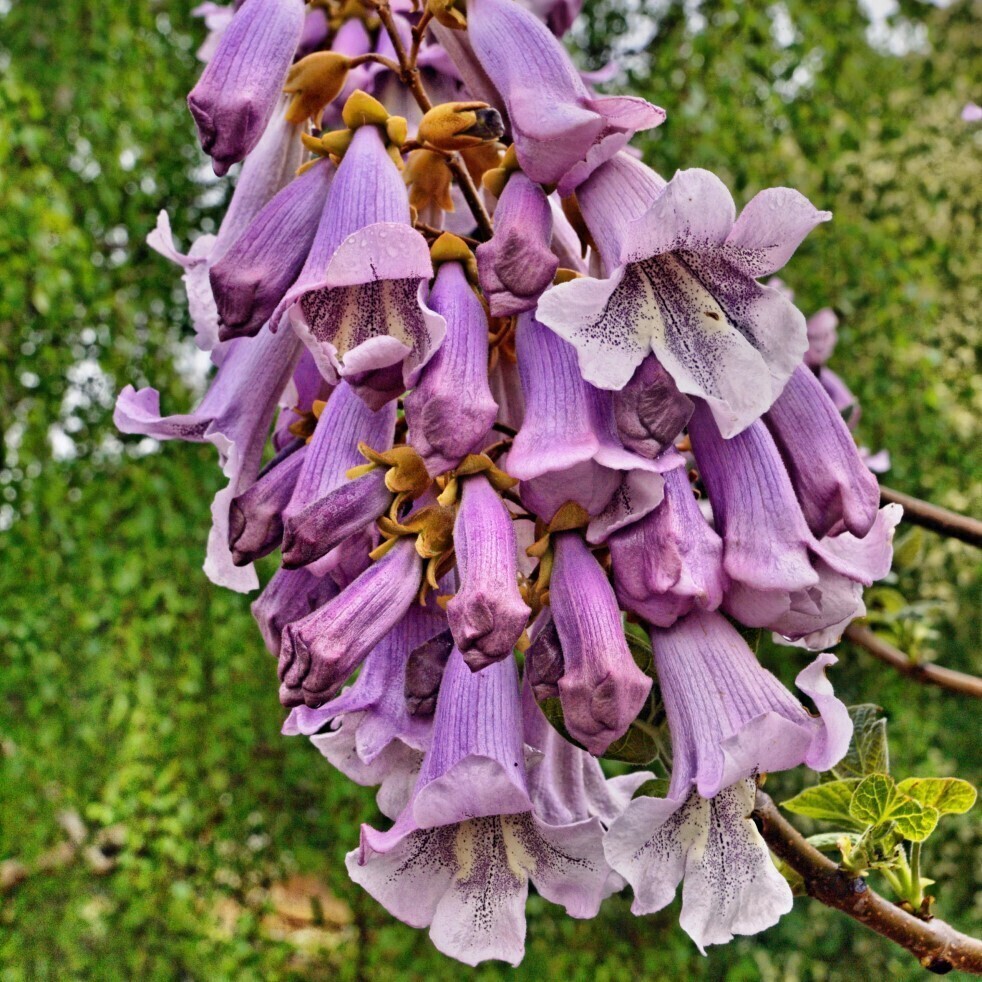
[831,705,889,779]
[782,779,863,826]
[897,777,977,816]
[632,778,670,800]
[891,802,939,842]
[849,773,896,824]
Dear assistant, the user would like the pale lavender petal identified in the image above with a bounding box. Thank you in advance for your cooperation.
[314,720,423,819]
[764,364,881,538]
[271,126,444,397]
[509,313,664,521]
[688,402,818,597]
[722,187,832,278]
[187,0,304,175]
[677,780,793,952]
[115,326,302,591]
[623,168,737,265]
[550,532,652,756]
[447,476,531,670]
[476,173,559,316]
[404,262,498,474]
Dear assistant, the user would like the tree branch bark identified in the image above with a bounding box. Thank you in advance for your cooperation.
[881,486,982,548]
[845,623,982,699]
[753,790,982,974]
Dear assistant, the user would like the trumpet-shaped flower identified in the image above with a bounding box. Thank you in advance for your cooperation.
[272,124,445,407]
[347,651,612,966]
[538,168,831,436]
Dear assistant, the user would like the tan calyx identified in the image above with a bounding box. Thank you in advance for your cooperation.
[284,52,351,127]
[429,232,479,285]
[405,149,455,215]
[347,442,432,497]
[372,504,457,600]
[482,144,520,199]
[418,101,504,152]
[298,91,407,168]
[427,0,467,30]
[434,452,518,508]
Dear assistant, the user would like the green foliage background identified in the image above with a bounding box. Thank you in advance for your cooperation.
[0,1,978,978]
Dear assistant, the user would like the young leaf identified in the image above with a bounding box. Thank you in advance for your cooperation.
[849,773,896,824]
[782,779,863,827]
[890,801,939,842]
[897,777,977,816]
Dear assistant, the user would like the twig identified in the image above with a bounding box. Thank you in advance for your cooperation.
[844,623,982,699]
[367,0,494,239]
[881,485,982,548]
[753,790,982,975]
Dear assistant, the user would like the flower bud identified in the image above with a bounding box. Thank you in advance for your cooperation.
[418,101,505,151]
[284,51,351,125]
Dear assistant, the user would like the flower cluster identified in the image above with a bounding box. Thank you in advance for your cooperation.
[117,0,900,965]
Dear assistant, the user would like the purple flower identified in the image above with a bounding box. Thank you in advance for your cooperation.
[284,605,447,818]
[653,611,852,798]
[211,159,335,341]
[608,464,726,628]
[404,260,498,474]
[187,0,305,176]
[687,400,901,647]
[281,381,396,578]
[549,532,652,756]
[279,537,423,707]
[114,325,302,592]
[764,364,881,538]
[603,610,851,948]
[461,0,664,194]
[272,123,445,407]
[476,173,559,316]
[251,564,339,655]
[507,313,675,538]
[346,650,612,966]
[538,168,831,436]
[148,104,302,352]
[447,474,531,670]
[228,438,307,565]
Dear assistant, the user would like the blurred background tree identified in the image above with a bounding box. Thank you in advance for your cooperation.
[0,0,978,977]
